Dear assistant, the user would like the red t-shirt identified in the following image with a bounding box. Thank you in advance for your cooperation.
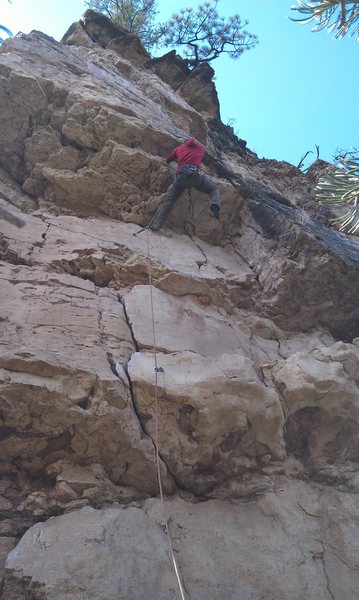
[166,139,205,173]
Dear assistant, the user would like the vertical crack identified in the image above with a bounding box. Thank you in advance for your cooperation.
[94,289,130,382]
[117,295,184,492]
[258,365,270,387]
[28,220,51,265]
[188,235,208,269]
[320,542,335,600]
[106,351,121,378]
[119,294,139,352]
[120,353,181,490]
[268,367,290,432]
[117,295,149,438]
[276,336,286,360]
[225,239,264,290]
[96,289,106,351]
[233,247,263,289]
[40,220,51,242]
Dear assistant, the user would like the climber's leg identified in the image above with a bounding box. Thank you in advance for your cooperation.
[192,173,221,217]
[150,174,188,231]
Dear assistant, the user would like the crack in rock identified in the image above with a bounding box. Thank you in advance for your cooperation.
[319,541,335,600]
[118,295,185,492]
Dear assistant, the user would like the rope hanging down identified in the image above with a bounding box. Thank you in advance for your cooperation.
[145,229,188,600]
[184,188,196,237]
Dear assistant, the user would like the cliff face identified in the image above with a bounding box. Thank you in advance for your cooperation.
[0,14,359,600]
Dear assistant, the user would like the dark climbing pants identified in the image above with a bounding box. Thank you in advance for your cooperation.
[151,172,220,231]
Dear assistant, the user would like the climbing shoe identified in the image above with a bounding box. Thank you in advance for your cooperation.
[210,204,220,219]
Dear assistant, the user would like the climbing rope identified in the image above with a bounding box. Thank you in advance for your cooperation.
[184,188,196,237]
[145,228,188,600]
[134,183,196,238]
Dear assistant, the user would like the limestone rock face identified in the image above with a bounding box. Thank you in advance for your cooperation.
[178,62,220,119]
[146,52,221,119]
[0,263,173,503]
[145,50,191,89]
[0,17,358,600]
[74,10,152,66]
[129,351,284,495]
[3,482,359,600]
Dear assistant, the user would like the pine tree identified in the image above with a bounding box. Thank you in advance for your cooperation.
[85,0,162,48]
[158,1,257,68]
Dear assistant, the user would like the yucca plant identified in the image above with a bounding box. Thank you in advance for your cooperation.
[291,1,359,40]
[316,151,359,233]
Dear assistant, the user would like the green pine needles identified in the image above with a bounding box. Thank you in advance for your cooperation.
[86,0,161,49]
[86,0,257,64]
[159,1,258,67]
[316,151,359,234]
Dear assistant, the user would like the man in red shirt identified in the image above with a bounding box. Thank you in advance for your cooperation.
[149,138,220,231]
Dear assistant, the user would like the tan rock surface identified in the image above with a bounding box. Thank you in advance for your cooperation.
[272,344,359,484]
[3,480,359,599]
[129,351,284,494]
[0,262,173,500]
[0,17,358,600]
[3,506,179,600]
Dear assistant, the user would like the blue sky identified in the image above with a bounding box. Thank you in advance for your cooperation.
[1,0,358,169]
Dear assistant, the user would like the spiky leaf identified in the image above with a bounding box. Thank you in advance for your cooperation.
[290,1,359,40]
[316,152,359,233]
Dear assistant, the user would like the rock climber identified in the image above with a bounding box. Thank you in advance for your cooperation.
[149,138,220,231]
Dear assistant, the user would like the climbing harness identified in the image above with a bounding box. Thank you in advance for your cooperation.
[178,164,199,175]
[145,228,188,600]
